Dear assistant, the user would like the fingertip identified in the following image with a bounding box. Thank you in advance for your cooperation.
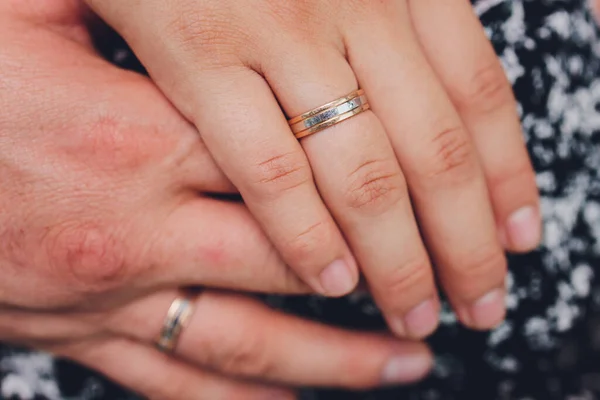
[381,343,434,385]
[502,205,542,253]
[457,288,507,331]
[404,297,441,339]
[318,257,359,297]
[389,297,440,340]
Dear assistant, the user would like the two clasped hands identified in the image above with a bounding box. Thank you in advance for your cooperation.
[0,0,540,398]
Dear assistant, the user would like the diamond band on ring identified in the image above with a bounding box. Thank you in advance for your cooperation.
[156,293,196,353]
[288,89,370,139]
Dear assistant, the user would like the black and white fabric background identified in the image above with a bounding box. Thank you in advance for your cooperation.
[3,0,600,399]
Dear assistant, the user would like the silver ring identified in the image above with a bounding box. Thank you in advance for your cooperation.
[156,292,196,353]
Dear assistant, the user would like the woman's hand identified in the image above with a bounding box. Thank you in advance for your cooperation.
[0,4,432,398]
[84,0,541,337]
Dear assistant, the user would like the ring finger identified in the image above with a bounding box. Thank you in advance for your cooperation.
[107,290,433,389]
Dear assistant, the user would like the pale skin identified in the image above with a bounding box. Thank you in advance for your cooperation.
[84,0,541,340]
[0,3,433,399]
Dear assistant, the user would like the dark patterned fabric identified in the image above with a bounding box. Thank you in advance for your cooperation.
[3,0,600,399]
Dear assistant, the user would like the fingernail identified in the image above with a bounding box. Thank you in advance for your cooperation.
[468,289,506,329]
[403,299,439,338]
[381,353,433,384]
[319,259,356,296]
[506,206,541,251]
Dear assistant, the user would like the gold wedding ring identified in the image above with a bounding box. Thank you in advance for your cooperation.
[288,89,370,139]
[156,292,197,353]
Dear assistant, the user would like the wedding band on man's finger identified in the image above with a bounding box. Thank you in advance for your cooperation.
[155,290,199,353]
[109,290,433,388]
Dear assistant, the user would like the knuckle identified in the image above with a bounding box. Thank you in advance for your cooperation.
[155,372,192,400]
[87,116,132,158]
[76,115,172,172]
[209,325,275,377]
[251,151,312,198]
[162,3,248,64]
[43,223,132,291]
[380,258,432,300]
[422,122,477,184]
[346,0,386,19]
[455,61,515,114]
[283,220,335,266]
[452,244,507,299]
[266,1,319,26]
[343,158,406,214]
[131,361,191,400]
[0,224,28,272]
[265,246,309,293]
[488,160,536,195]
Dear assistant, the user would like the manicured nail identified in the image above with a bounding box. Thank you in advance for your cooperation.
[403,299,439,338]
[381,352,433,384]
[468,289,506,329]
[506,206,541,251]
[319,259,356,296]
